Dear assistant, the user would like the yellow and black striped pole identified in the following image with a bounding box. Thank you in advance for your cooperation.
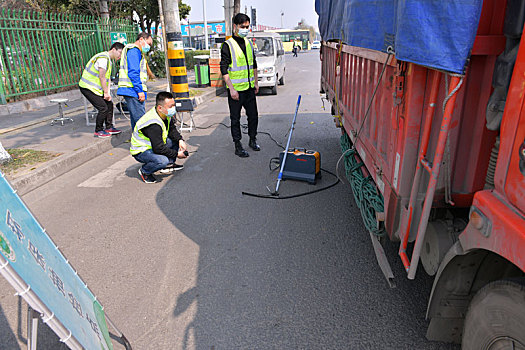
[161,0,190,99]
[166,35,189,98]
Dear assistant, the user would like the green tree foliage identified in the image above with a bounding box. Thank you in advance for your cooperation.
[23,0,191,34]
[130,0,191,34]
[179,0,191,20]
[128,0,159,34]
[23,0,129,18]
[0,0,31,10]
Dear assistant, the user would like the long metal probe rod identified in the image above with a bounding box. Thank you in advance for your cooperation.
[275,95,302,194]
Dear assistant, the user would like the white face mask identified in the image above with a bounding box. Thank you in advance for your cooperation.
[238,28,250,38]
[166,106,176,117]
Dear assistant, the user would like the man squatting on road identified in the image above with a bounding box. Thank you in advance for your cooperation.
[130,92,188,184]
[117,32,154,131]
[221,13,261,158]
[78,42,124,138]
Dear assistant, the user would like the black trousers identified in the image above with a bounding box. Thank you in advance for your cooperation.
[80,87,114,132]
[227,88,258,143]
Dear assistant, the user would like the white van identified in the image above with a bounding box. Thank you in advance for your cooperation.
[248,32,285,95]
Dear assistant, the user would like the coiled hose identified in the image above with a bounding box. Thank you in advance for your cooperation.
[340,133,385,237]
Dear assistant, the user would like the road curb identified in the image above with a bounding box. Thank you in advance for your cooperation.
[11,129,132,196]
[10,86,225,196]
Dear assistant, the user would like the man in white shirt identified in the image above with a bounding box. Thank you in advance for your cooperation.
[79,42,124,138]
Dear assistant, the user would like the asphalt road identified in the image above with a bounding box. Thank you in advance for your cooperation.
[0,51,459,349]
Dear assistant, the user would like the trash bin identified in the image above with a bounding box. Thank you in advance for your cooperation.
[194,55,210,88]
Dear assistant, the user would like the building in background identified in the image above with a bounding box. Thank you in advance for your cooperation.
[181,20,280,50]
[253,24,279,32]
[182,21,225,49]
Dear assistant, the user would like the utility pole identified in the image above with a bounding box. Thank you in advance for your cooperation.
[223,0,234,37]
[234,0,240,15]
[280,10,284,29]
[203,0,209,50]
[161,0,190,98]
[99,0,109,21]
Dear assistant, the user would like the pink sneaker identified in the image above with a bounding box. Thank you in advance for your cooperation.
[94,131,111,138]
[104,127,122,135]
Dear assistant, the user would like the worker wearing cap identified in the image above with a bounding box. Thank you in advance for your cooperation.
[79,42,124,138]
[117,32,154,131]
[221,13,260,158]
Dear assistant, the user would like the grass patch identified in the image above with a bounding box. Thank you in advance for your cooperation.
[0,148,61,175]
[189,89,204,97]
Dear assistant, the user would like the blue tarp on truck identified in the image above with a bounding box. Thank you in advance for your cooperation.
[315,0,483,74]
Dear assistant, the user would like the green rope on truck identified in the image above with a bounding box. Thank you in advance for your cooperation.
[340,133,386,237]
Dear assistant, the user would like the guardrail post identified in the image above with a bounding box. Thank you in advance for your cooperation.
[0,72,7,104]
[95,22,104,52]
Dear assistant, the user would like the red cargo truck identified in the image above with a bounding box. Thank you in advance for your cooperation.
[320,0,525,347]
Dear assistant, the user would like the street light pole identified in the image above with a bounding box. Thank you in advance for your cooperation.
[203,0,209,50]
[280,11,284,28]
[188,19,193,48]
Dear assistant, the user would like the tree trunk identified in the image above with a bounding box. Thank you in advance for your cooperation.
[234,0,240,15]
[99,0,109,21]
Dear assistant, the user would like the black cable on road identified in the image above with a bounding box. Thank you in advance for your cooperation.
[241,167,340,199]
[181,121,341,199]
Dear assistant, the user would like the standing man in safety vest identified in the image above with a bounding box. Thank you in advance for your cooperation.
[130,92,188,184]
[117,32,154,131]
[79,42,124,138]
[220,13,260,158]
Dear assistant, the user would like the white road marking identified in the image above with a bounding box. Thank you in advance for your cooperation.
[78,156,136,188]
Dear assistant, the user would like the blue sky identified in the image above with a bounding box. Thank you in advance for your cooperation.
[182,0,319,31]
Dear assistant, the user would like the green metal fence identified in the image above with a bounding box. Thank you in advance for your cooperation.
[0,9,138,104]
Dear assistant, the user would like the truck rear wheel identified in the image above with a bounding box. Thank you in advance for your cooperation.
[462,279,525,350]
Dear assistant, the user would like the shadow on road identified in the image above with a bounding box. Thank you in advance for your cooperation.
[155,111,459,349]
[0,302,19,349]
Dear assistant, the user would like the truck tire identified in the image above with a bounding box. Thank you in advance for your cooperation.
[462,279,525,350]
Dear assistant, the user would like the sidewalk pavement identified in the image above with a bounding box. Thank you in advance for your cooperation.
[0,74,225,195]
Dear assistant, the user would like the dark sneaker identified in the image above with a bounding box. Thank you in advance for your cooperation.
[158,163,184,174]
[94,130,111,138]
[105,127,122,135]
[138,168,158,183]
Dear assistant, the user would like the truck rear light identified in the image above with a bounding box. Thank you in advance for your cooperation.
[469,207,492,237]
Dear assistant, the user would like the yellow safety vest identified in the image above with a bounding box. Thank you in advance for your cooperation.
[78,52,111,96]
[130,107,169,155]
[224,37,255,91]
[118,44,148,92]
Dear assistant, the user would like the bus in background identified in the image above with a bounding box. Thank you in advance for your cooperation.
[266,29,310,52]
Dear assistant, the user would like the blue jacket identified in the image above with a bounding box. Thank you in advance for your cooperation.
[117,47,147,99]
